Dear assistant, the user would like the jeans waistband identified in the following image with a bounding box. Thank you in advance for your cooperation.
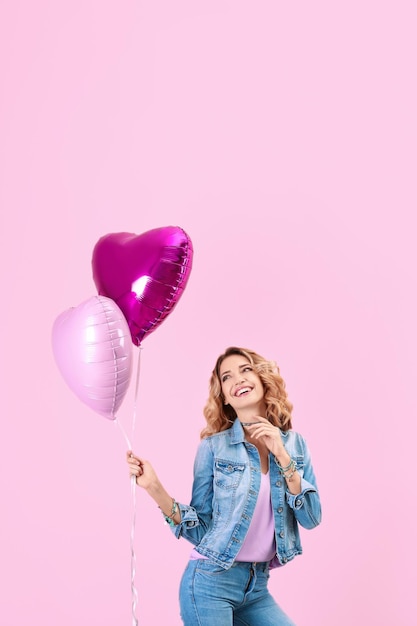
[232,561,269,572]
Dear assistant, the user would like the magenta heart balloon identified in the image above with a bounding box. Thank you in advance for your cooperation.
[52,296,133,419]
[91,227,193,346]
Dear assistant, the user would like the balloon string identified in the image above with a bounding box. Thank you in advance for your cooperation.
[116,418,132,450]
[115,344,143,626]
[130,474,139,626]
[132,345,143,437]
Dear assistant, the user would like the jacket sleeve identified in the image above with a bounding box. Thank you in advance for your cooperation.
[169,438,214,544]
[285,435,322,530]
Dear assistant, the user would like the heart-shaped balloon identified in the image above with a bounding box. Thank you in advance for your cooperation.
[51,296,133,419]
[91,227,193,346]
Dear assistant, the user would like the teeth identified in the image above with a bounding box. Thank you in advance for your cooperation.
[236,387,251,396]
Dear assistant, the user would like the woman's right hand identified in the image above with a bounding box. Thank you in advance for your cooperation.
[126,451,159,491]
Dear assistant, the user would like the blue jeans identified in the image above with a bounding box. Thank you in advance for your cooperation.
[179,559,296,625]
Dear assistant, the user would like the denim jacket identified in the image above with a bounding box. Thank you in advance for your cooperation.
[172,419,321,570]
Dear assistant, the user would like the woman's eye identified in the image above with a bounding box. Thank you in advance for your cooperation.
[243,366,252,372]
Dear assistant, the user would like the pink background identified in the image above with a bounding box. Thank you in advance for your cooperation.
[1,1,416,624]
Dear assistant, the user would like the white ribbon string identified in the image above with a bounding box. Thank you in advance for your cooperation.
[115,344,143,626]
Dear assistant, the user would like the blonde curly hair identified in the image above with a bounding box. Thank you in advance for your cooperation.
[201,346,293,439]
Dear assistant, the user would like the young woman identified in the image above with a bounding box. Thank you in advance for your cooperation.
[127,346,321,625]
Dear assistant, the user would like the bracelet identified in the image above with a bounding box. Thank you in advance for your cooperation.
[275,457,296,474]
[275,458,298,482]
[160,498,178,527]
[277,460,293,472]
[284,467,297,482]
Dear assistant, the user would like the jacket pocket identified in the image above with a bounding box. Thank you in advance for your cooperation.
[214,459,246,490]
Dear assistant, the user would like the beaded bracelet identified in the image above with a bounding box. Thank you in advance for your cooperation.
[160,498,178,527]
[275,458,298,482]
[275,458,294,473]
[284,465,297,482]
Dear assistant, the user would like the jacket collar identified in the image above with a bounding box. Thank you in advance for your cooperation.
[230,418,246,444]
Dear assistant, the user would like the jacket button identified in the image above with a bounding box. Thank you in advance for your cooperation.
[276,481,282,487]
[279,531,284,538]
[282,557,288,563]
[278,507,283,513]
[295,499,302,506]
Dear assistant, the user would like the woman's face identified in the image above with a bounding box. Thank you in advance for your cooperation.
[219,354,265,415]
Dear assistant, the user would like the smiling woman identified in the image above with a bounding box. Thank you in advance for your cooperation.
[126,346,322,626]
[202,347,294,439]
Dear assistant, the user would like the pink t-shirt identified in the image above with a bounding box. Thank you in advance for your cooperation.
[190,471,276,563]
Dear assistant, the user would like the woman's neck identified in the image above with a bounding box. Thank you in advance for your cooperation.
[235,403,266,423]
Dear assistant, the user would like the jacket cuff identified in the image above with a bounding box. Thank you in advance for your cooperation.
[285,479,317,510]
[170,503,199,537]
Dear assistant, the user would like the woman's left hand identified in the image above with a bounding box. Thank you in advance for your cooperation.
[246,416,287,459]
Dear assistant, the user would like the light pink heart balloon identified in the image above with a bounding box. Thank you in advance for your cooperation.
[52,296,133,420]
